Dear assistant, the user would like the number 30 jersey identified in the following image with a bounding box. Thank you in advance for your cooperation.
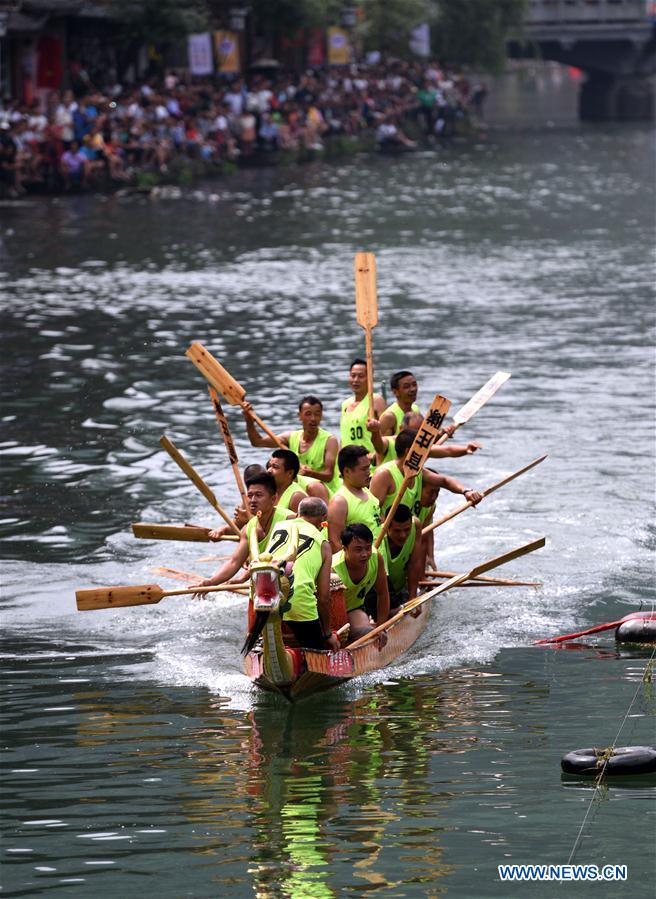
[340,395,375,456]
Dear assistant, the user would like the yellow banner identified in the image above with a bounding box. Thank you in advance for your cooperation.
[327,27,351,65]
[214,31,240,73]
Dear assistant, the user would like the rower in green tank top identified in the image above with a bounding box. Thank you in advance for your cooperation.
[382,504,424,610]
[191,472,290,590]
[327,443,382,547]
[241,395,336,503]
[370,430,426,520]
[331,523,390,641]
[264,497,339,651]
[339,358,387,463]
[379,370,420,437]
[266,449,307,512]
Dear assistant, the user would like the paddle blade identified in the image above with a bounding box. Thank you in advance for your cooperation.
[354,252,378,329]
[76,584,164,611]
[186,342,246,406]
[470,537,546,580]
[132,523,213,542]
[453,371,511,425]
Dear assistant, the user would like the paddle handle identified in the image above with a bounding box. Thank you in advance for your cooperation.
[209,387,251,514]
[364,327,375,420]
[241,402,286,450]
[374,473,411,549]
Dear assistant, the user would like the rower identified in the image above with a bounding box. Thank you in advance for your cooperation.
[332,524,390,640]
[339,358,386,459]
[382,504,424,611]
[264,497,339,651]
[191,472,294,589]
[208,463,267,540]
[370,429,425,517]
[379,370,421,437]
[327,444,383,553]
[241,396,336,499]
[266,449,307,513]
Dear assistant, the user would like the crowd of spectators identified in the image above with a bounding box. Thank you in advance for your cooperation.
[0,60,487,195]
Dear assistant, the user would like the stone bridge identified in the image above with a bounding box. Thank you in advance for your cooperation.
[510,0,656,118]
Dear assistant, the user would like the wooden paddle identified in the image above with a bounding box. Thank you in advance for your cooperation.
[420,575,541,588]
[208,386,251,514]
[425,569,541,586]
[349,537,546,650]
[354,252,378,419]
[374,394,452,549]
[77,581,250,612]
[132,523,239,543]
[435,371,511,447]
[422,454,548,536]
[533,612,656,645]
[159,435,240,536]
[186,342,285,449]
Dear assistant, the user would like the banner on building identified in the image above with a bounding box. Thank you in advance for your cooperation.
[327,27,351,66]
[307,29,325,67]
[188,33,214,75]
[409,23,430,58]
[214,31,241,74]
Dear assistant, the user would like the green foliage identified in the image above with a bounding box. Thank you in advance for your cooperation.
[101,0,210,46]
[135,171,160,189]
[433,0,528,73]
[357,0,431,57]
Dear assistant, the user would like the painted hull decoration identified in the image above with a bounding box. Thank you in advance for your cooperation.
[243,588,430,701]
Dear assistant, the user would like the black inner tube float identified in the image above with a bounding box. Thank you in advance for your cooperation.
[561,746,656,776]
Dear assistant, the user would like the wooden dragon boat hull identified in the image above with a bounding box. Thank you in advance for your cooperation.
[243,597,431,702]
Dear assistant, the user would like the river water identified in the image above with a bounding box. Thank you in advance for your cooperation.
[1,74,655,896]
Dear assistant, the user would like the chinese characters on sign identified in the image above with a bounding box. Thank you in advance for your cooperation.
[403,395,452,475]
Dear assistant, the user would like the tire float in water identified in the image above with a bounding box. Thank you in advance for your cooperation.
[615,614,656,644]
[561,746,656,776]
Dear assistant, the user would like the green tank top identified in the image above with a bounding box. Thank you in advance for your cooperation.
[335,485,382,539]
[265,518,326,622]
[245,506,294,556]
[385,522,417,594]
[379,437,396,466]
[332,549,380,612]
[419,501,435,526]
[379,461,423,518]
[289,428,340,495]
[277,478,307,511]
[340,396,375,455]
[384,401,420,435]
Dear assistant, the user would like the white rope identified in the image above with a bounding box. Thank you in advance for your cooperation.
[566,639,656,866]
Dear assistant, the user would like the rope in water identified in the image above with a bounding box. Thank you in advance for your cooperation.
[565,637,656,867]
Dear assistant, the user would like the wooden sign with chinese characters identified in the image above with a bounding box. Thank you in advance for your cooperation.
[374,394,451,549]
[402,394,452,477]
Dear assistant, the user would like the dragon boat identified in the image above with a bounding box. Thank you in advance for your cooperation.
[242,519,431,702]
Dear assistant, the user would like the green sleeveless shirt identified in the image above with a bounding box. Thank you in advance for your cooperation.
[419,501,435,527]
[379,461,423,518]
[289,428,340,495]
[245,506,294,556]
[340,396,375,455]
[332,549,380,612]
[265,518,326,622]
[335,485,382,540]
[384,401,420,435]
[385,522,417,594]
[277,478,307,511]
